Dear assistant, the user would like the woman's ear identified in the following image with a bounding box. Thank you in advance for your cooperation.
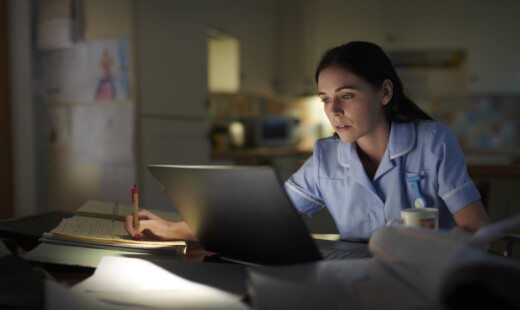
[381,79,393,106]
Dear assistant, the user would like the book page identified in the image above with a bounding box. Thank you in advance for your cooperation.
[75,200,184,222]
[75,200,122,219]
[48,216,183,247]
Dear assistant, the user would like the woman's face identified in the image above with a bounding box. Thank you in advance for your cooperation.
[318,64,392,144]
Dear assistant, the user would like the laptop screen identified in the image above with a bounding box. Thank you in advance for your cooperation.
[148,165,322,265]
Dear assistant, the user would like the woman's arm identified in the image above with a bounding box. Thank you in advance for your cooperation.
[124,209,198,242]
[452,200,490,233]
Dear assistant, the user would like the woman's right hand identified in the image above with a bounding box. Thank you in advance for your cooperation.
[125,209,198,242]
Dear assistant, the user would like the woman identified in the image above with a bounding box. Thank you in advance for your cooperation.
[126,41,489,242]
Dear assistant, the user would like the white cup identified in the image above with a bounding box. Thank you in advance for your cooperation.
[386,208,439,230]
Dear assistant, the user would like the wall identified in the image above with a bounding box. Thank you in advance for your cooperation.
[419,96,520,153]
[0,0,13,219]
[8,0,39,217]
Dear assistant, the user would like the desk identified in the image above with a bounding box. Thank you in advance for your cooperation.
[0,211,73,251]
[2,212,520,310]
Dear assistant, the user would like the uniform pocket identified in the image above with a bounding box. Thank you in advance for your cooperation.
[405,169,432,207]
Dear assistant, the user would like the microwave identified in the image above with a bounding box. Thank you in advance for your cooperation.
[254,116,300,147]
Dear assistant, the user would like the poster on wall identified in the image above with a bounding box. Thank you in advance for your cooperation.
[42,37,130,103]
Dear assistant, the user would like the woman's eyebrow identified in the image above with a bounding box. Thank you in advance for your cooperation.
[318,85,359,96]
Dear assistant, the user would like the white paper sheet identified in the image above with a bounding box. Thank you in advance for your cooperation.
[70,103,134,165]
[74,256,247,309]
[46,280,122,310]
[37,0,78,50]
[43,45,91,103]
[45,107,69,147]
[42,37,129,103]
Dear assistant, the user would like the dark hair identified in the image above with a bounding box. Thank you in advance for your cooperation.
[315,41,432,123]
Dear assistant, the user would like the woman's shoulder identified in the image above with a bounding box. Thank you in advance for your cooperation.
[316,135,340,144]
[413,120,455,138]
[312,135,343,160]
[410,120,460,154]
[313,135,341,151]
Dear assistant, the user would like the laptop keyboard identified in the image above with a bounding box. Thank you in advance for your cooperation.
[314,238,372,260]
[321,249,371,260]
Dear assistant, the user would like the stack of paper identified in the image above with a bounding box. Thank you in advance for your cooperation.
[40,200,185,254]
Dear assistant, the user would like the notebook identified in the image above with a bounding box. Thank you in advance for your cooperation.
[148,165,369,265]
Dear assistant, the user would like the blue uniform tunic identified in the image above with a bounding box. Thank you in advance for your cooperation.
[284,120,481,241]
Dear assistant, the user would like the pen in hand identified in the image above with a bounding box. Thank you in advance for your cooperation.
[132,185,139,240]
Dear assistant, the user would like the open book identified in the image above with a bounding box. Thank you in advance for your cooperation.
[40,200,186,254]
[368,214,520,308]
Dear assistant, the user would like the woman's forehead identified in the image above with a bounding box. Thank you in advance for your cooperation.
[318,65,366,92]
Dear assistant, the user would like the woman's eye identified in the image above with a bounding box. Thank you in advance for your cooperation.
[342,94,353,100]
[321,98,331,104]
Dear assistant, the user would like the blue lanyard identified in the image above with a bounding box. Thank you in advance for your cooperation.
[406,176,427,208]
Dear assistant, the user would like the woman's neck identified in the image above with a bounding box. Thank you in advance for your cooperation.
[356,120,391,181]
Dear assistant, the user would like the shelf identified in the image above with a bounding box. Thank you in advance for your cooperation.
[211,147,312,161]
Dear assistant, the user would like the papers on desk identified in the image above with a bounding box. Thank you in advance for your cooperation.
[24,242,183,268]
[35,211,520,309]
[69,256,248,310]
[46,280,122,310]
[40,200,185,254]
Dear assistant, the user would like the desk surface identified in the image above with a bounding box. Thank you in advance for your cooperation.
[1,211,369,288]
[0,211,73,251]
[4,212,520,310]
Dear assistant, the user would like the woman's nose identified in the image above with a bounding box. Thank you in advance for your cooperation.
[331,97,344,115]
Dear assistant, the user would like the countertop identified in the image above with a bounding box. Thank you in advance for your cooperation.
[213,147,520,177]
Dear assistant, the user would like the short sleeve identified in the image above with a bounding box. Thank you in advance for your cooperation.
[430,124,481,214]
[284,145,326,216]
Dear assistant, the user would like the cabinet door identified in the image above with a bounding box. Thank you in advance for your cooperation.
[314,0,386,50]
[466,0,520,94]
[137,0,208,117]
[385,0,465,50]
[140,118,210,211]
[208,0,278,95]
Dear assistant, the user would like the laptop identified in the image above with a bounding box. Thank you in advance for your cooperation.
[148,165,369,265]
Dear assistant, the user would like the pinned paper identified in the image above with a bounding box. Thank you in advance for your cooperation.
[42,37,130,103]
[45,107,69,147]
[37,0,78,50]
[70,103,134,165]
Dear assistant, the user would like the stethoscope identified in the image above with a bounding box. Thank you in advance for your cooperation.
[406,176,427,208]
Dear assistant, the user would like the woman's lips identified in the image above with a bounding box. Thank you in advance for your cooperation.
[335,124,351,132]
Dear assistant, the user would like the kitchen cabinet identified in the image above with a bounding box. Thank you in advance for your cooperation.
[279,0,387,96]
[384,0,466,50]
[140,118,210,211]
[466,0,520,95]
[278,0,466,96]
[278,0,315,96]
[136,0,210,211]
[208,0,278,95]
[137,0,208,118]
[312,0,466,52]
[313,0,386,51]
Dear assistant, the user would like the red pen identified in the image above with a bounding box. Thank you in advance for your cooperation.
[132,185,139,240]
